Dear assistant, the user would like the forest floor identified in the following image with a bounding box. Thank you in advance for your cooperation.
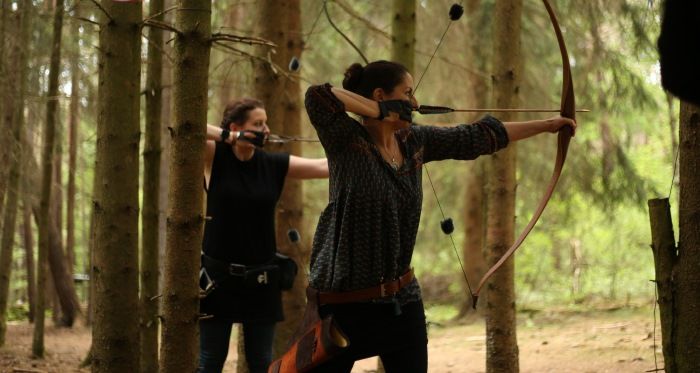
[0,305,661,373]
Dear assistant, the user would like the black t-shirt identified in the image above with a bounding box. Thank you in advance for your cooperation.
[200,142,290,322]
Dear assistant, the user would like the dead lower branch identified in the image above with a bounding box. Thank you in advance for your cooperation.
[210,32,277,47]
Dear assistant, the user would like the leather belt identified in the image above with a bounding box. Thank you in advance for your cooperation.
[314,268,414,305]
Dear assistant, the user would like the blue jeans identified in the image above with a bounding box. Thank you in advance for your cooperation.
[198,318,276,373]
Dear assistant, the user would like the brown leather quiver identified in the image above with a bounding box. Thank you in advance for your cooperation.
[268,270,414,373]
[268,286,349,373]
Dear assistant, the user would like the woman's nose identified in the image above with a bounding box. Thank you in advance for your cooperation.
[410,96,419,108]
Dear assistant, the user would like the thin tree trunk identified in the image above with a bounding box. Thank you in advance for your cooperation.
[0,0,23,347]
[160,1,211,371]
[391,0,415,72]
[460,159,487,316]
[23,200,35,323]
[45,204,81,327]
[65,2,81,276]
[648,198,676,373]
[91,1,142,371]
[459,0,489,317]
[51,126,65,325]
[252,0,307,364]
[140,0,164,371]
[0,0,13,215]
[484,0,522,372]
[33,0,65,357]
[675,101,700,372]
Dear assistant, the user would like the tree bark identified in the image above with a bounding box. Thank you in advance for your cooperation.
[0,0,26,347]
[676,101,700,372]
[23,200,35,323]
[91,1,142,371]
[140,0,164,371]
[252,0,307,364]
[0,0,13,215]
[45,204,81,327]
[648,198,676,373]
[459,0,490,317]
[391,0,415,72]
[484,0,522,372]
[66,1,82,276]
[160,1,211,371]
[33,0,65,357]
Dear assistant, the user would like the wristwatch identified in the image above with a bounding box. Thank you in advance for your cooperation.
[220,128,230,143]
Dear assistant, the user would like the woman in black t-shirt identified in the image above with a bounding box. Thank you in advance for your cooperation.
[199,98,328,373]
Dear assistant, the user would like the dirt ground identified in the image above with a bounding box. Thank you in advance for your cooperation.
[0,306,662,373]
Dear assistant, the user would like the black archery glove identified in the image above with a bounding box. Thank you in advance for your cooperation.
[237,130,266,147]
[377,100,414,123]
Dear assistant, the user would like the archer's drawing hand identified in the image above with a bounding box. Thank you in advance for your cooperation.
[237,130,267,148]
[377,100,414,123]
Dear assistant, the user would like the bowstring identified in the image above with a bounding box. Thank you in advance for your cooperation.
[414,1,475,301]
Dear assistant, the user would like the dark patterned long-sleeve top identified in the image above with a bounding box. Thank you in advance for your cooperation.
[305,83,509,305]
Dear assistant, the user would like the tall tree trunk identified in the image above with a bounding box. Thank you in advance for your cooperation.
[92,1,142,371]
[50,120,65,325]
[23,200,35,323]
[391,0,415,72]
[140,0,164,371]
[217,5,245,110]
[45,204,81,327]
[484,0,522,372]
[460,159,487,315]
[0,0,31,345]
[0,0,12,215]
[160,1,211,371]
[33,0,65,357]
[459,0,490,317]
[66,2,82,276]
[252,0,307,364]
[675,101,700,372]
[0,2,21,347]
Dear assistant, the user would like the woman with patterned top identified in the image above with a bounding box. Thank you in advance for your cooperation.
[302,60,576,372]
[199,98,329,373]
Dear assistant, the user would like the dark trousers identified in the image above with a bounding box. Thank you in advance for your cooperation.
[310,300,428,373]
[198,318,275,373]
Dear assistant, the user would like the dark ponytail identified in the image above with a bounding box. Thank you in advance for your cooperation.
[342,60,409,99]
[220,98,265,129]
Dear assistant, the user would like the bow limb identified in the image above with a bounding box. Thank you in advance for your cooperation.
[471,0,575,307]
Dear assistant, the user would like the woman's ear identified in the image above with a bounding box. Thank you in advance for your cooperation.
[372,88,385,101]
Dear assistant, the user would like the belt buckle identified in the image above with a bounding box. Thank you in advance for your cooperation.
[229,263,246,276]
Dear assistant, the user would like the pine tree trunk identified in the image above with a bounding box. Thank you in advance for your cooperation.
[648,198,676,373]
[251,0,307,364]
[460,159,487,315]
[0,0,13,214]
[160,1,211,371]
[46,204,81,327]
[391,0,415,72]
[0,0,26,347]
[23,201,35,323]
[140,0,164,371]
[484,0,521,372]
[91,1,142,371]
[33,0,65,357]
[459,0,490,317]
[65,2,81,276]
[676,101,700,372]
[50,127,65,325]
